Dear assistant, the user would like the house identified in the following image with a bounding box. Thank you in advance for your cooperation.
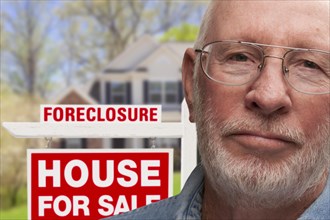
[53,35,192,153]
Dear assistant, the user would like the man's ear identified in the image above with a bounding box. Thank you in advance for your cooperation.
[182,48,197,122]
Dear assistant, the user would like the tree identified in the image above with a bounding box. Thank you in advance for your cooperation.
[160,23,200,42]
[1,0,57,96]
[0,82,44,209]
[56,0,206,78]
[1,1,56,207]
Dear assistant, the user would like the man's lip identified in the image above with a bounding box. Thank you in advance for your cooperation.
[226,130,299,153]
[229,131,296,144]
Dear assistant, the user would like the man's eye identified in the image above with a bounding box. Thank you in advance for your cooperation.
[229,54,248,62]
[303,60,320,69]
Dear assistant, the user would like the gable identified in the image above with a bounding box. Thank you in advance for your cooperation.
[104,35,159,73]
[138,45,183,80]
[53,87,97,105]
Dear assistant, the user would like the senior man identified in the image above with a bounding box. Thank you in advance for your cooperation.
[109,1,330,219]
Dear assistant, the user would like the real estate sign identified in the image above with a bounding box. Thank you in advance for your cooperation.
[28,149,173,219]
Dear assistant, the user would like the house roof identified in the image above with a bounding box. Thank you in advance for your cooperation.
[53,86,98,105]
[103,35,193,73]
[104,35,159,73]
[138,44,183,70]
[164,42,193,59]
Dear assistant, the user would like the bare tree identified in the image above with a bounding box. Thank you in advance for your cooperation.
[1,0,56,96]
[57,0,206,79]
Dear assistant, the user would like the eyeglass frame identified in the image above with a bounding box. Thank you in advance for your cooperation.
[194,40,330,95]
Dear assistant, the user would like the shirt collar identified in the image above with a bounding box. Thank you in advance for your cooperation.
[180,164,204,219]
[298,172,330,219]
[182,165,330,219]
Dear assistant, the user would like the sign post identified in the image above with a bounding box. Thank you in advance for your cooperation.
[2,101,197,218]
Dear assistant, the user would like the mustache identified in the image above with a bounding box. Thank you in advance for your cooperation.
[210,117,306,146]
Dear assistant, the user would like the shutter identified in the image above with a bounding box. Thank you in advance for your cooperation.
[113,138,125,149]
[89,81,101,103]
[143,138,149,148]
[106,82,111,104]
[178,81,183,103]
[126,82,132,104]
[60,139,66,149]
[143,81,149,104]
[81,138,87,149]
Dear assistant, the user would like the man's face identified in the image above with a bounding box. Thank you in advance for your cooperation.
[183,1,330,208]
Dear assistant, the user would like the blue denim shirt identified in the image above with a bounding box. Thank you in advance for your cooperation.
[107,164,330,220]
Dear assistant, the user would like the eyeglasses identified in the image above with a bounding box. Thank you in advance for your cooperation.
[195,40,330,95]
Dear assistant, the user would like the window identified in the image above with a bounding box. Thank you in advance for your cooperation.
[106,82,131,104]
[144,138,180,148]
[112,138,126,149]
[148,82,179,105]
[111,83,126,104]
[149,82,162,103]
[165,82,178,104]
[156,138,179,148]
[61,138,87,148]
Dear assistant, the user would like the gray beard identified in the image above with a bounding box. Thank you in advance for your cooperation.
[195,87,330,209]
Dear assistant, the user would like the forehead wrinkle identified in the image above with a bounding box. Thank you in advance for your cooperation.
[285,3,330,50]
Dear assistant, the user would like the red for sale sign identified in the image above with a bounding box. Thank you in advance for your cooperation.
[28,149,173,219]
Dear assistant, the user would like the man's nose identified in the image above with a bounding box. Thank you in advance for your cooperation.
[244,58,292,116]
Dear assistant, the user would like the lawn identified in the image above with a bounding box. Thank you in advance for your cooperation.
[173,171,181,195]
[0,204,27,220]
[0,172,181,219]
